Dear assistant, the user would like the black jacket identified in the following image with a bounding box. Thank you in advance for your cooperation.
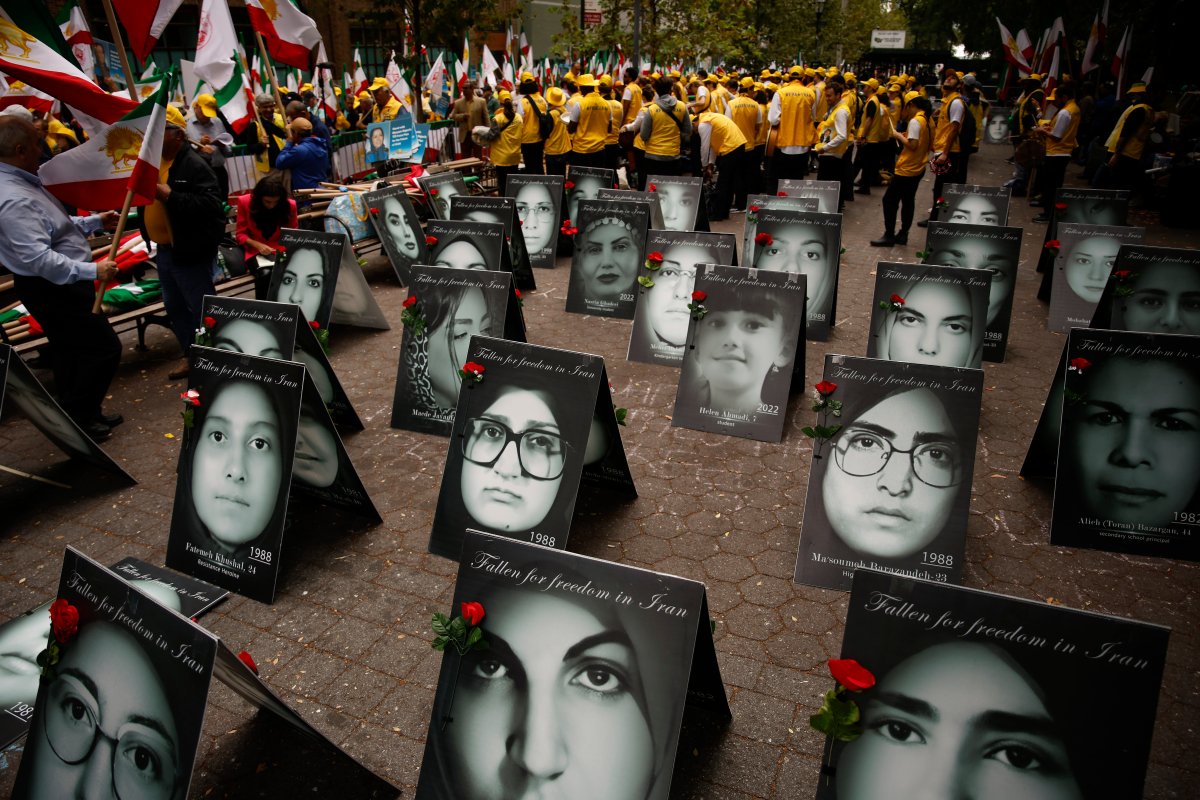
[139,144,226,263]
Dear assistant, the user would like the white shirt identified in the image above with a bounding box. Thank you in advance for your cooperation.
[818,105,850,156]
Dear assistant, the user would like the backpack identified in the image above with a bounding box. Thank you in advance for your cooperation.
[956,97,978,153]
[527,96,553,140]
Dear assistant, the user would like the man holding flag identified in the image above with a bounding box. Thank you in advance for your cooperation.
[0,116,122,441]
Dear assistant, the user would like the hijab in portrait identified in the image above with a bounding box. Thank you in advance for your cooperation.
[565,199,650,319]
[425,219,506,272]
[940,184,1011,226]
[1047,224,1145,334]
[749,208,842,340]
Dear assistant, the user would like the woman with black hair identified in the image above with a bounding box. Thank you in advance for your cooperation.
[431,232,494,271]
[236,172,298,273]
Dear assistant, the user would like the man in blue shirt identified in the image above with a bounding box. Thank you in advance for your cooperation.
[0,117,123,441]
[275,117,329,191]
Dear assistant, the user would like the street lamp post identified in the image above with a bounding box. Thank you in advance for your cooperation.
[815,0,826,64]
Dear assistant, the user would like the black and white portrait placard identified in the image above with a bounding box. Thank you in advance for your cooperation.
[1047,224,1145,333]
[166,346,303,603]
[923,222,1021,362]
[984,106,1010,143]
[266,229,343,330]
[940,183,1011,226]
[598,187,666,228]
[817,568,1169,800]
[565,165,616,225]
[646,174,703,231]
[628,231,737,367]
[418,170,470,220]
[425,219,507,273]
[364,185,427,285]
[201,296,362,431]
[794,355,984,591]
[672,265,806,443]
[747,208,842,341]
[1055,187,1130,227]
[449,194,537,291]
[12,548,217,800]
[867,263,991,370]
[742,194,819,257]
[0,345,134,483]
[429,337,633,559]
[391,266,526,437]
[564,199,651,319]
[1050,328,1200,561]
[776,178,840,213]
[505,174,564,269]
[416,531,730,800]
[1022,245,1200,479]
[0,557,227,750]
[329,231,390,330]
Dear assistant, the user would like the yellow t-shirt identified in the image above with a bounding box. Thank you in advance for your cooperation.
[520,94,548,144]
[143,157,174,244]
[490,112,524,167]
[571,92,611,154]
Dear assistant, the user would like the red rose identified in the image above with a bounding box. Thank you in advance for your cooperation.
[749,204,760,213]
[1055,202,1068,210]
[691,290,707,302]
[564,180,576,190]
[646,251,664,264]
[370,207,380,215]
[937,196,945,204]
[180,389,201,406]
[49,599,79,644]
[402,295,418,308]
[1113,269,1132,279]
[814,380,837,396]
[755,232,773,246]
[890,293,905,305]
[828,658,875,691]
[310,320,320,329]
[429,187,439,196]
[461,601,485,626]
[462,361,485,377]
[203,316,216,329]
[514,288,522,299]
[1045,239,1061,250]
[426,235,439,247]
[647,183,657,192]
[237,650,259,675]
[1069,357,1092,371]
[777,191,787,197]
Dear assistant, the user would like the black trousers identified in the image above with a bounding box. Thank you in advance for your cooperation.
[520,141,545,175]
[817,155,847,211]
[569,149,607,169]
[603,144,622,175]
[643,156,681,181]
[1037,155,1070,203]
[545,152,568,176]
[853,141,884,188]
[929,151,965,221]
[494,165,518,195]
[13,274,121,422]
[711,145,746,220]
[882,174,922,236]
[745,144,765,197]
[769,150,809,194]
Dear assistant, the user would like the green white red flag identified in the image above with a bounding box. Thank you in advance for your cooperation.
[39,74,173,210]
[194,0,255,133]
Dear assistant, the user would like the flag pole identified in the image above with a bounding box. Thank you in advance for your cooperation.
[92,188,135,314]
[255,31,288,113]
[236,45,269,148]
[100,0,139,103]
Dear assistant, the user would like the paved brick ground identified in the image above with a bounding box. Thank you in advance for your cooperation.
[2,145,1199,798]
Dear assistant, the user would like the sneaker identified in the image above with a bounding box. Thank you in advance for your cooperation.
[895,231,909,245]
[870,234,896,247]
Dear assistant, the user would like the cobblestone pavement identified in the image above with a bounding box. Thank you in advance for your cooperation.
[1,145,1198,799]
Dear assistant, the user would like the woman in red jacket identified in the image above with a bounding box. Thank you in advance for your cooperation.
[236,173,298,298]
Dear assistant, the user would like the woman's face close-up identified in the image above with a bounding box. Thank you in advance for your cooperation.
[460,389,564,532]
[1064,237,1121,304]
[695,308,790,410]
[191,382,283,550]
[1069,358,1200,527]
[371,128,385,149]
[646,245,707,347]
[987,114,1008,141]
[514,184,555,253]
[436,239,490,271]
[929,238,1016,325]
[436,185,462,219]
[948,195,1000,226]
[580,222,639,300]
[1119,262,1200,333]
[213,319,287,360]
[428,288,491,408]
[444,590,654,800]
[293,408,339,488]
[822,388,961,559]
[837,642,1081,800]
[383,196,419,258]
[754,223,831,308]
[657,184,694,230]
[886,283,974,367]
[277,248,326,322]
[26,622,181,800]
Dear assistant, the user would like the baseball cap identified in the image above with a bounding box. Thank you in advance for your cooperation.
[369,77,390,91]
[165,104,186,128]
[194,94,218,118]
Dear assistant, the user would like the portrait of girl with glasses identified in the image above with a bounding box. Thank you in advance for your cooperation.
[797,368,982,588]
[431,362,592,556]
[507,177,563,267]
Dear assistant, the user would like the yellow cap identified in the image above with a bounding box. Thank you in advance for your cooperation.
[546,86,565,107]
[760,69,772,78]
[577,73,597,88]
[955,70,964,79]
[333,87,342,95]
[165,104,186,128]
[563,71,576,81]
[845,72,856,81]
[369,77,390,91]
[649,71,662,80]
[804,67,817,78]
[887,82,903,93]
[356,90,371,101]
[520,71,535,83]
[599,73,613,87]
[826,67,837,77]
[498,89,512,102]
[1126,81,1147,93]
[903,90,921,104]
[740,76,754,89]
[668,70,681,79]
[194,93,218,118]
[754,82,764,91]
[299,82,313,93]
[765,82,778,91]
[1027,73,1042,81]
[288,117,312,134]
[864,78,879,91]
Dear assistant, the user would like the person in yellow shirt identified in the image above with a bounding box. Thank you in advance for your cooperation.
[517,72,549,175]
[1030,83,1080,223]
[543,86,572,176]
[918,70,967,227]
[852,78,890,195]
[871,93,933,247]
[767,67,818,191]
[881,81,903,177]
[620,80,659,189]
[599,74,624,173]
[728,77,763,202]
[813,76,852,213]
[1105,81,1155,195]
[369,77,401,122]
[564,74,612,168]
[696,111,748,220]
[484,90,524,192]
[632,75,692,177]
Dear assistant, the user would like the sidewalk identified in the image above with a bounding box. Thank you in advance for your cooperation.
[1,143,1197,798]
